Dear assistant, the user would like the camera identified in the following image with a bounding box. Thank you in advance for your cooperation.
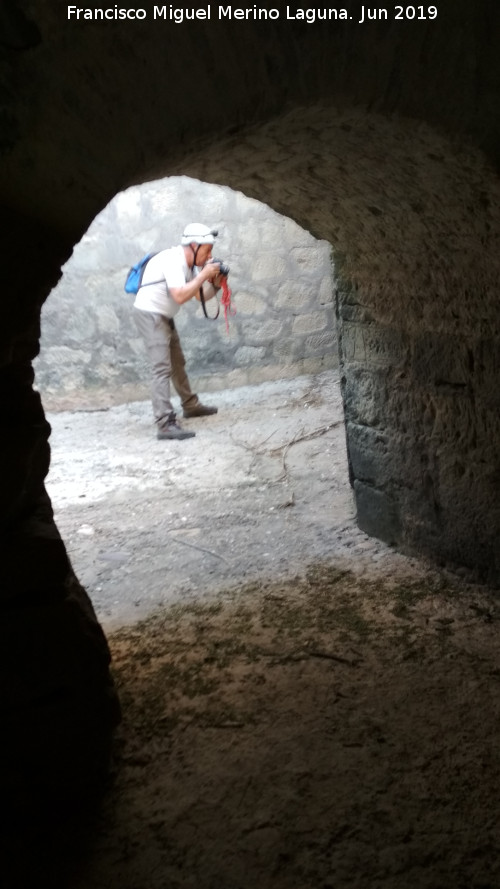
[211,258,230,277]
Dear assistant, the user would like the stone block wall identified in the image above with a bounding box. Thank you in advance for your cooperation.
[336,277,500,585]
[34,177,335,409]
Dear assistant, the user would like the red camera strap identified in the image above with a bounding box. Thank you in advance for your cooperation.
[198,278,235,332]
[221,278,235,333]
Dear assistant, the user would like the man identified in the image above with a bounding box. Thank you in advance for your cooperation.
[133,223,224,440]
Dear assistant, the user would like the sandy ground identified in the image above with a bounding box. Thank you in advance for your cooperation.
[45,370,370,629]
[41,370,500,889]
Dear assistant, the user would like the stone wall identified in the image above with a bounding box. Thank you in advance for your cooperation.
[34,177,334,410]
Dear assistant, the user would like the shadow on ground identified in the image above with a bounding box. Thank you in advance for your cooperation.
[72,563,500,889]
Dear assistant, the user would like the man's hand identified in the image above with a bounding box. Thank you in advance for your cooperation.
[201,260,221,283]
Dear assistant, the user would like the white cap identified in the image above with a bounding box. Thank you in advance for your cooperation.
[181,223,217,246]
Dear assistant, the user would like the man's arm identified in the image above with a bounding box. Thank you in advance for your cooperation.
[169,262,220,305]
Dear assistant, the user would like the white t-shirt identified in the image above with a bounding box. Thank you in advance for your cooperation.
[133,245,193,318]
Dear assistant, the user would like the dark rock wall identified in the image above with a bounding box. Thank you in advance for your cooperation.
[1,0,500,829]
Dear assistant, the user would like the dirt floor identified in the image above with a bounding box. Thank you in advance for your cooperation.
[43,370,500,889]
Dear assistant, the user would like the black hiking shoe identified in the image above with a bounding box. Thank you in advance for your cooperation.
[157,421,195,440]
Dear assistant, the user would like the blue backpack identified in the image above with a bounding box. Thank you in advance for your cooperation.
[124,252,162,294]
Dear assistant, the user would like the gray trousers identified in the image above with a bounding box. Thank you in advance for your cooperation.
[133,308,199,426]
